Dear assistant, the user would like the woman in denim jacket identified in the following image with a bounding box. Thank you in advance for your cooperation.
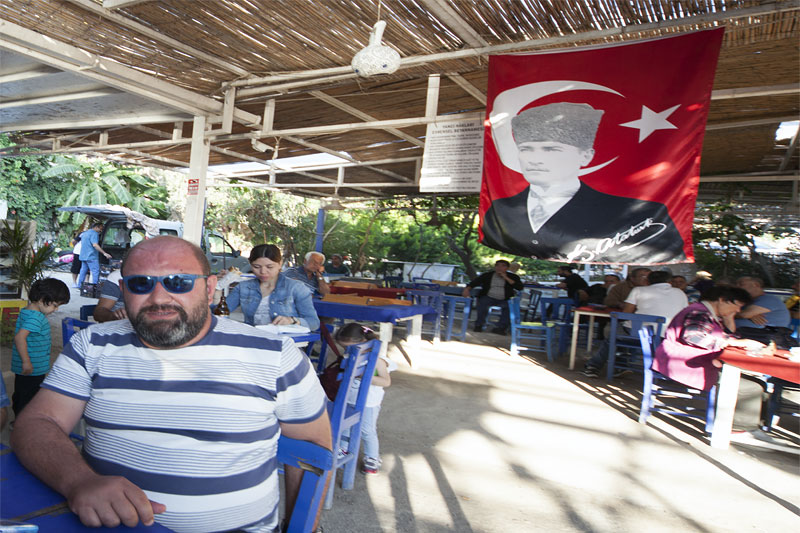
[222,244,320,331]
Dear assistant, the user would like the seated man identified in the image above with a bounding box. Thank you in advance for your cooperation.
[581,270,687,378]
[735,276,796,348]
[462,259,523,334]
[93,269,127,322]
[324,253,350,275]
[603,268,651,308]
[12,236,331,531]
[557,265,588,302]
[285,251,330,298]
[670,274,700,303]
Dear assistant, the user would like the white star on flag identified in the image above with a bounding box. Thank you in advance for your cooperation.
[620,104,680,142]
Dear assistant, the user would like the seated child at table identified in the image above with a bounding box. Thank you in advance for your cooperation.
[335,322,396,474]
[12,277,70,416]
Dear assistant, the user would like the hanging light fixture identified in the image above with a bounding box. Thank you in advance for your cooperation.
[351,18,400,77]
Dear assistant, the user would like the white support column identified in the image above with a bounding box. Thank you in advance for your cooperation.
[184,115,209,246]
[425,74,440,119]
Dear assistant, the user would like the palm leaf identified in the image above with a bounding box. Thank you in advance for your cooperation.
[42,163,82,178]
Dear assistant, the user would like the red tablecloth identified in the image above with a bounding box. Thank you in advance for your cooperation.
[719,347,800,384]
[329,286,406,299]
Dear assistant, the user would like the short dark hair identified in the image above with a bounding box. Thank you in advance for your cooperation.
[250,244,282,264]
[672,275,687,282]
[91,220,104,229]
[700,285,752,306]
[647,271,672,285]
[495,260,510,267]
[605,274,621,281]
[28,277,70,306]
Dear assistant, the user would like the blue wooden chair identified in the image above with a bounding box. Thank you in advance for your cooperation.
[61,317,93,345]
[606,312,666,381]
[324,338,381,509]
[442,295,472,341]
[400,281,441,291]
[523,290,542,322]
[277,436,333,533]
[790,317,799,339]
[509,297,573,361]
[382,275,403,288]
[79,304,97,321]
[638,327,716,434]
[404,289,444,342]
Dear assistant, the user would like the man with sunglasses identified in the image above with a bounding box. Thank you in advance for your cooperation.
[12,236,331,532]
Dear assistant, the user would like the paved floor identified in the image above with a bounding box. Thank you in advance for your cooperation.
[2,273,799,532]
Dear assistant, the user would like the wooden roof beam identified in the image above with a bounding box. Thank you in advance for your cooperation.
[778,123,799,172]
[309,91,424,147]
[447,73,486,105]
[419,0,488,48]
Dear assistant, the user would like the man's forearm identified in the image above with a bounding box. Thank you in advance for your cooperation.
[12,415,98,499]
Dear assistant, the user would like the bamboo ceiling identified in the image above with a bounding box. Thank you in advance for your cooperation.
[0,0,798,211]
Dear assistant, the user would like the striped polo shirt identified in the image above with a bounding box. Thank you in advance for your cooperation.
[44,317,327,533]
[11,308,52,375]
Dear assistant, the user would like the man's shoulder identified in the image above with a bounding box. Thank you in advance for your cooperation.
[754,293,783,308]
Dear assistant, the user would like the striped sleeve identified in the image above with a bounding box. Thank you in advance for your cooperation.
[274,337,327,424]
[42,327,93,401]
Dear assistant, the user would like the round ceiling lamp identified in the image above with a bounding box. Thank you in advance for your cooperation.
[351,20,400,77]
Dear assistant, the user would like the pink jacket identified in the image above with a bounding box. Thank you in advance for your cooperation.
[653,302,728,391]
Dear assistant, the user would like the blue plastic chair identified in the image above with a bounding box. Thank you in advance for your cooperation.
[277,436,333,533]
[324,338,381,509]
[509,297,573,361]
[404,289,444,342]
[61,317,93,345]
[638,327,716,434]
[442,295,472,341]
[606,312,666,381]
[79,304,97,321]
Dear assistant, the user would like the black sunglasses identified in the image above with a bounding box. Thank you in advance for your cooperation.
[122,274,208,295]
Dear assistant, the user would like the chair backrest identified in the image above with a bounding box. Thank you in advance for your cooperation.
[610,312,666,338]
[382,275,403,288]
[638,325,659,367]
[538,297,574,323]
[525,290,542,320]
[405,289,444,315]
[328,339,382,439]
[276,436,333,533]
[79,304,97,321]
[62,317,93,346]
[508,296,523,325]
[401,281,440,291]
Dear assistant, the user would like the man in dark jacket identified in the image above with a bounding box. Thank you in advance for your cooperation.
[462,260,523,334]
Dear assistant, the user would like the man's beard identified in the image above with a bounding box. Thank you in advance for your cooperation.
[130,303,207,348]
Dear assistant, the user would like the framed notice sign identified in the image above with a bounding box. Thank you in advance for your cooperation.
[420,119,483,193]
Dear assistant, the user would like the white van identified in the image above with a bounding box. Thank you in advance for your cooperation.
[59,205,251,274]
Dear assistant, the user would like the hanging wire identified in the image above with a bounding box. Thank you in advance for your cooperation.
[377,0,382,22]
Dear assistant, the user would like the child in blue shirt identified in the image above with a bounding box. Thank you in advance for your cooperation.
[11,277,70,416]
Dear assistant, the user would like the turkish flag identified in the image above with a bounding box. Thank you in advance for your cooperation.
[480,29,724,265]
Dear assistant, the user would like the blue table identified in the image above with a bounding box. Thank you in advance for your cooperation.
[0,447,172,531]
[312,300,435,364]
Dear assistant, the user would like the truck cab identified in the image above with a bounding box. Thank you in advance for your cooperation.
[59,205,251,274]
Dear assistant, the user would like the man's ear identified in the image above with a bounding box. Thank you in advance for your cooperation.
[206,275,218,303]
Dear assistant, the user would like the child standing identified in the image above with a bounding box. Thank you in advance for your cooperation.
[11,277,70,416]
[334,323,397,475]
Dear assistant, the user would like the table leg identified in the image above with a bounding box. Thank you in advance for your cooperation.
[586,315,596,353]
[378,322,392,359]
[569,312,580,370]
[710,363,741,449]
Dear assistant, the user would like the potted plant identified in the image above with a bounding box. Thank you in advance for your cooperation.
[1,218,54,300]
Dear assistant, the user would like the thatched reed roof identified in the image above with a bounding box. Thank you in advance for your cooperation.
[1,0,798,214]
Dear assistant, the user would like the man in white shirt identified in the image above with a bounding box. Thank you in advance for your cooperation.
[582,270,687,378]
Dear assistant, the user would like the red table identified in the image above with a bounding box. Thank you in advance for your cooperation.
[711,347,800,449]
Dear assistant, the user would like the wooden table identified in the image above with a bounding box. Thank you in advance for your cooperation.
[312,300,435,365]
[329,285,407,299]
[710,347,800,449]
[568,306,616,370]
